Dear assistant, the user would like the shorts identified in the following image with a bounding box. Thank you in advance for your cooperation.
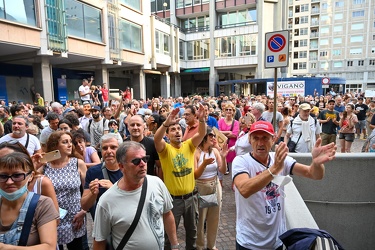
[355,120,366,130]
[339,133,355,142]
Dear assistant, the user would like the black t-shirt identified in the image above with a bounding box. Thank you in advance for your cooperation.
[125,136,159,176]
[355,103,368,120]
[4,119,12,135]
[318,109,340,134]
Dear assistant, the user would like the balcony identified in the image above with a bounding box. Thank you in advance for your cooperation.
[311,20,320,26]
[310,32,319,38]
[311,8,320,14]
[216,21,255,30]
[181,26,210,34]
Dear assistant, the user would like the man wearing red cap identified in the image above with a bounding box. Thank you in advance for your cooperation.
[232,121,336,250]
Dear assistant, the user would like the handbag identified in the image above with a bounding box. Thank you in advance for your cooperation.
[107,177,148,250]
[198,178,219,209]
[287,120,302,153]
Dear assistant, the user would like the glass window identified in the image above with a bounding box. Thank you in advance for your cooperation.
[333,37,342,44]
[108,14,116,50]
[320,27,329,34]
[163,33,169,55]
[353,0,365,4]
[197,16,205,27]
[248,9,257,22]
[333,49,341,56]
[299,39,307,47]
[334,13,343,20]
[300,16,308,24]
[83,5,102,42]
[120,0,141,11]
[179,40,184,60]
[320,61,328,69]
[352,10,364,17]
[155,31,159,53]
[238,10,247,23]
[65,0,102,42]
[351,23,364,30]
[333,61,343,67]
[185,0,192,6]
[311,63,317,69]
[1,0,36,26]
[320,39,329,46]
[299,51,307,58]
[299,62,307,69]
[176,0,183,8]
[333,25,343,32]
[350,48,362,54]
[301,4,309,12]
[187,41,193,60]
[350,35,363,42]
[335,1,344,7]
[121,19,142,52]
[300,28,308,35]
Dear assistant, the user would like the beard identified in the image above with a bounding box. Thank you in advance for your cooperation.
[92,113,100,119]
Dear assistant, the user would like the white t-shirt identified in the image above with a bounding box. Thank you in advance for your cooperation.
[232,152,296,250]
[93,176,173,250]
[79,85,91,101]
[0,133,41,155]
[287,116,321,153]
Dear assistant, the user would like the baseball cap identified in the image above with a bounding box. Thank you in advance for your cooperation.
[63,107,75,116]
[82,101,90,106]
[90,106,101,111]
[249,121,274,136]
[299,103,311,110]
[358,97,364,100]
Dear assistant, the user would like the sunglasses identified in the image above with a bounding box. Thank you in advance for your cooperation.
[131,155,150,165]
[225,109,233,112]
[208,134,216,138]
[0,171,32,183]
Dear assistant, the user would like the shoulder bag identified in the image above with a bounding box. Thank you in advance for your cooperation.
[18,193,40,246]
[198,177,219,209]
[286,121,302,153]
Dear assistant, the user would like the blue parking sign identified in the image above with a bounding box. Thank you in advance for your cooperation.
[267,56,274,63]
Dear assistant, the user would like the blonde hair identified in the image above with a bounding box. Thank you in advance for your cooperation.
[224,103,236,118]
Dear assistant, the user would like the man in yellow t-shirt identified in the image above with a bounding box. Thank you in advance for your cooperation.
[154,103,207,250]
[36,93,44,107]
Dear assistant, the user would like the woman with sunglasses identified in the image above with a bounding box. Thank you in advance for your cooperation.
[194,128,228,250]
[0,151,59,248]
[218,103,239,175]
[43,131,87,250]
[159,104,170,119]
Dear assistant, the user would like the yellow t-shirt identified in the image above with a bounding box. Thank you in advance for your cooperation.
[158,139,196,196]
[38,97,44,107]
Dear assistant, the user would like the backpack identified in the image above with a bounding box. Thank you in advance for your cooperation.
[279,228,344,250]
[87,118,106,134]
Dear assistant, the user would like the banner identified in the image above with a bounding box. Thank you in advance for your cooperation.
[267,81,305,98]
[0,76,8,105]
[57,78,67,105]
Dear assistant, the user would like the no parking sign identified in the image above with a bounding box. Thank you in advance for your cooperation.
[265,30,289,68]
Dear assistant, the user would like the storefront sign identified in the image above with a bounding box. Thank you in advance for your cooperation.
[267,81,305,97]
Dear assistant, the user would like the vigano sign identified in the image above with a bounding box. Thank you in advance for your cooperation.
[267,81,305,98]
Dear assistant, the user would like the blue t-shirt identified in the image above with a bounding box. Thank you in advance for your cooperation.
[207,116,218,128]
[84,163,123,198]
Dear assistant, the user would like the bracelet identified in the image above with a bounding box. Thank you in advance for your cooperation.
[162,122,169,128]
[171,244,179,249]
[199,120,205,123]
[267,168,276,178]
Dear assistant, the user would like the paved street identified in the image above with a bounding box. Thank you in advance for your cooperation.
[86,137,366,250]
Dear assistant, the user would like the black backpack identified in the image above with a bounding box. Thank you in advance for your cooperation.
[87,118,106,134]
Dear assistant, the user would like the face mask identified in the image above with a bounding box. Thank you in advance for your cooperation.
[0,180,29,201]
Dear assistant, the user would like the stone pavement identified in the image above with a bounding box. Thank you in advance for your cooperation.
[86,137,366,249]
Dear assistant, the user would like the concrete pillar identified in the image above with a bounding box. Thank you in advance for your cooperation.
[95,65,109,87]
[160,72,170,98]
[174,74,181,97]
[33,57,53,102]
[132,70,146,100]
[209,0,217,96]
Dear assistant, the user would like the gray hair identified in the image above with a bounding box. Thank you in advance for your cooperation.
[252,103,265,114]
[116,141,145,165]
[100,133,122,148]
[13,115,29,126]
[51,102,63,109]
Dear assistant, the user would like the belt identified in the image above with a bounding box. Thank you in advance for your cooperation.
[171,190,198,200]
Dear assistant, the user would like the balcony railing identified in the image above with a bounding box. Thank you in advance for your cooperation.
[216,21,256,30]
[180,26,210,33]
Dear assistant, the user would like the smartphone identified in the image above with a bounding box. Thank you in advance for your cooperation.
[40,150,61,163]
[127,103,132,108]
[244,113,254,124]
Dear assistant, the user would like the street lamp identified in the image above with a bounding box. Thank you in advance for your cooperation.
[163,2,167,20]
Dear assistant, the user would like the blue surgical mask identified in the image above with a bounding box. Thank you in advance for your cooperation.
[0,181,29,201]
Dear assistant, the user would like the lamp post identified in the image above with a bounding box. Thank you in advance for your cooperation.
[163,2,167,20]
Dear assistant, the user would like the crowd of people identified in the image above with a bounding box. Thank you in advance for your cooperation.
[0,84,370,249]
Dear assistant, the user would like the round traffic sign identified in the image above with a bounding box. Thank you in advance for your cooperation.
[268,34,286,52]
[322,77,330,85]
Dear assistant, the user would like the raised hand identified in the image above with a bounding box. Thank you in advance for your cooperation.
[311,138,336,166]
[274,142,288,174]
[196,103,205,121]
[201,153,215,167]
[165,107,180,126]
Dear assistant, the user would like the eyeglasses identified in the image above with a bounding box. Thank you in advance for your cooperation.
[225,109,233,112]
[0,171,32,183]
[208,134,216,138]
[131,155,150,165]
